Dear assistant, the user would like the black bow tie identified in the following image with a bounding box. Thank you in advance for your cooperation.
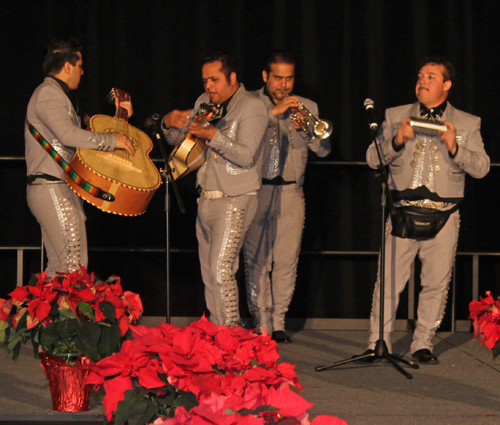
[420,105,443,121]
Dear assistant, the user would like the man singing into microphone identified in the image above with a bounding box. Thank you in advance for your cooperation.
[243,51,331,343]
[363,56,489,363]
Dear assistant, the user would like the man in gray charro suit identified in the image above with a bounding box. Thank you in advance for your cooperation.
[25,38,134,278]
[364,56,489,363]
[162,53,268,327]
[243,51,331,343]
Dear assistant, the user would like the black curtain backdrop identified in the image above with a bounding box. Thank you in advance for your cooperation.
[1,0,500,326]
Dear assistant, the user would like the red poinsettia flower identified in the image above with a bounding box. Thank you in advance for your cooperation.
[27,299,52,329]
[9,287,30,303]
[0,298,13,322]
[264,386,314,418]
[102,375,134,421]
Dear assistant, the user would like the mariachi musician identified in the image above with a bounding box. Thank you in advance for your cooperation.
[161,53,267,327]
[25,38,134,277]
[243,51,331,343]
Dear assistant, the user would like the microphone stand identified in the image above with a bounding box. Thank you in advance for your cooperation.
[147,119,185,325]
[315,113,419,379]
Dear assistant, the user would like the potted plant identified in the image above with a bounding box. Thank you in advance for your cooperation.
[469,290,500,359]
[0,266,143,412]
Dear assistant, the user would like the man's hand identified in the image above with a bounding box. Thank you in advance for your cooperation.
[289,109,305,130]
[272,95,300,117]
[115,134,135,155]
[188,122,217,140]
[394,117,415,147]
[439,121,457,156]
[115,98,133,118]
[164,110,192,129]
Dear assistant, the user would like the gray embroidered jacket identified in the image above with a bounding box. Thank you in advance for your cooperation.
[366,102,490,199]
[25,77,116,178]
[253,87,331,188]
[163,84,268,196]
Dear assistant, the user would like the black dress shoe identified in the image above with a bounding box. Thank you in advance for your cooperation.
[411,349,439,364]
[271,330,292,343]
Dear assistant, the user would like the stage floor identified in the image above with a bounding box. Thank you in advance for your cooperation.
[1,330,500,425]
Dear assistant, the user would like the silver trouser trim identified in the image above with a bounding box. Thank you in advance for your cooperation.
[49,187,83,273]
[216,203,245,327]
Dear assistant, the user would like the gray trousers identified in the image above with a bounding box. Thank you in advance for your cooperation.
[368,211,460,354]
[196,194,258,327]
[243,185,305,334]
[27,182,88,278]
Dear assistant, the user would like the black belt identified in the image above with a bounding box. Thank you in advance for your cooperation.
[262,176,296,186]
[27,174,62,184]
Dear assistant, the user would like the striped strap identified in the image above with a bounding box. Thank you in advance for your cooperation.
[26,120,115,202]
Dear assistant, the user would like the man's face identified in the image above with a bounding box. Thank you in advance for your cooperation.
[263,63,295,104]
[202,61,238,104]
[67,52,84,90]
[415,63,451,108]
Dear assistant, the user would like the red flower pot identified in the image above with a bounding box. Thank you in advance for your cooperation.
[40,351,92,412]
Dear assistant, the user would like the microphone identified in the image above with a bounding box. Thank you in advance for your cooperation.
[364,98,378,132]
[144,113,160,128]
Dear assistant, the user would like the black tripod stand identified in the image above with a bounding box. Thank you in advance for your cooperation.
[146,115,185,324]
[315,103,419,379]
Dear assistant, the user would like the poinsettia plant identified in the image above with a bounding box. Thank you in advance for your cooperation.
[152,385,349,425]
[469,291,500,359]
[153,385,349,425]
[0,266,143,362]
[86,316,312,425]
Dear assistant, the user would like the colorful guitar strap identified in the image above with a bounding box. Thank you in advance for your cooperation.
[26,120,115,202]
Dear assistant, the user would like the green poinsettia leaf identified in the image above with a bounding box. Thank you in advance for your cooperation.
[0,320,8,343]
[59,309,77,320]
[172,389,198,411]
[31,327,40,357]
[97,324,121,357]
[99,301,117,324]
[76,301,95,320]
[105,275,118,284]
[27,273,38,287]
[154,384,176,407]
[114,389,154,425]
[75,321,101,361]
[14,310,28,332]
[135,403,161,425]
[55,318,80,339]
[40,325,61,350]
[6,332,23,360]
[492,339,500,360]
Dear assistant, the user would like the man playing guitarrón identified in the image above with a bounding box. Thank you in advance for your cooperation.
[25,38,134,277]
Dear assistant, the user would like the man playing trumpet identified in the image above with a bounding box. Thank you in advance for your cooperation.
[244,51,331,343]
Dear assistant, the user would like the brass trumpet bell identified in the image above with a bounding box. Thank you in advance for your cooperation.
[290,102,333,139]
[312,118,333,139]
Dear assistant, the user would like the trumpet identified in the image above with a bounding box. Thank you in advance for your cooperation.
[283,92,332,139]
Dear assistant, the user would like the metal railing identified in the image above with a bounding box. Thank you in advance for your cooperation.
[1,245,496,331]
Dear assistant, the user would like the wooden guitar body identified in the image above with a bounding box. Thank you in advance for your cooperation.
[168,134,206,180]
[66,114,161,216]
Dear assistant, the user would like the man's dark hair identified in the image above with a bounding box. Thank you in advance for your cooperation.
[202,52,239,83]
[264,50,295,73]
[42,38,82,76]
[419,55,456,83]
